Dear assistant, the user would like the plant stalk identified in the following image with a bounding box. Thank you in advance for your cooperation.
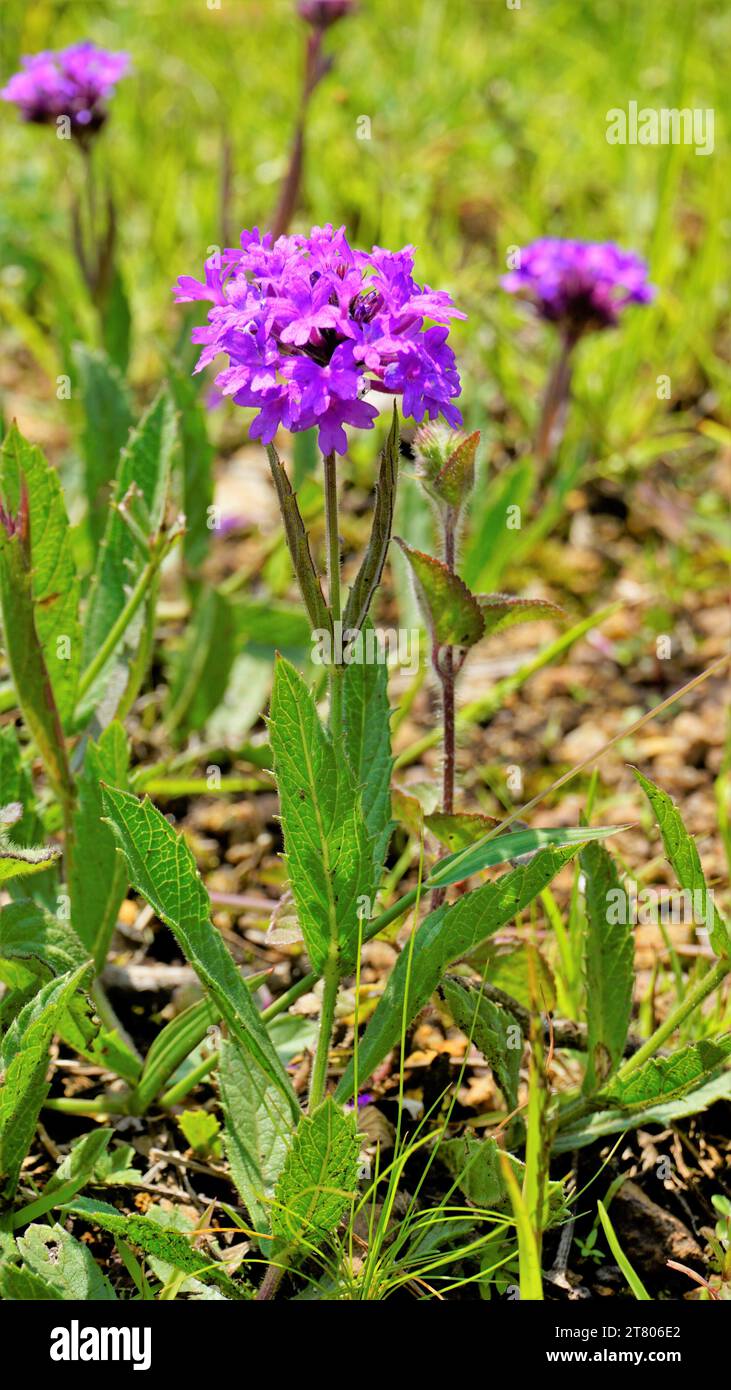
[612,955,731,1084]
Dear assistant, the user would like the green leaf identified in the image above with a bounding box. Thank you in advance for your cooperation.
[268,656,377,973]
[178,1110,221,1158]
[60,1196,244,1298]
[342,630,393,875]
[132,995,220,1114]
[165,588,237,738]
[440,1135,566,1223]
[343,405,399,635]
[0,838,60,886]
[580,839,635,1092]
[633,768,729,957]
[0,728,42,848]
[101,266,132,375]
[462,456,536,592]
[0,1261,65,1300]
[17,1223,117,1299]
[56,989,142,1085]
[69,721,130,969]
[555,1071,731,1151]
[0,425,81,727]
[219,1037,295,1254]
[336,844,580,1099]
[597,1201,650,1300]
[44,1129,113,1197]
[73,345,133,550]
[476,593,566,638]
[394,537,484,648]
[425,811,500,851]
[80,388,176,720]
[100,785,298,1119]
[426,823,624,890]
[0,899,87,978]
[603,1035,731,1111]
[170,365,214,579]
[0,963,90,1200]
[439,976,521,1111]
[272,1097,359,1244]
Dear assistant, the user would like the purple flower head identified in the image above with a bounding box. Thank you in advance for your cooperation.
[501,238,654,334]
[297,0,357,28]
[174,224,465,456]
[1,42,130,134]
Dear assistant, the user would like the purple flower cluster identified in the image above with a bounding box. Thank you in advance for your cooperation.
[297,0,357,28]
[175,224,465,456]
[1,42,129,133]
[501,238,654,333]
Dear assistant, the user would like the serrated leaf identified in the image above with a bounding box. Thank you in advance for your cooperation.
[60,1196,243,1298]
[336,844,580,1099]
[633,768,729,957]
[0,963,90,1200]
[477,593,566,638]
[80,388,176,721]
[0,900,87,977]
[432,430,479,508]
[554,1071,731,1151]
[394,537,484,648]
[342,630,393,876]
[343,405,399,634]
[269,656,377,973]
[0,425,82,727]
[439,976,522,1111]
[69,721,130,970]
[219,1038,295,1253]
[100,785,298,1119]
[603,1035,731,1111]
[272,1097,359,1244]
[580,839,634,1092]
[73,345,133,549]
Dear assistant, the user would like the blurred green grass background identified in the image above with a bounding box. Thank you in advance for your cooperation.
[1,0,730,460]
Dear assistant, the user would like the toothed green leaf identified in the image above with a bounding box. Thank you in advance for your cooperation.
[394,537,484,648]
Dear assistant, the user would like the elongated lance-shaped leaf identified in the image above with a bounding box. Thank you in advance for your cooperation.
[342,626,393,877]
[0,482,75,819]
[0,425,81,727]
[72,344,133,549]
[266,443,331,638]
[132,996,220,1114]
[580,839,634,1092]
[272,1097,359,1244]
[219,1038,295,1253]
[336,843,581,1099]
[269,656,377,973]
[343,405,399,634]
[394,537,484,649]
[476,593,566,639]
[601,1035,731,1112]
[439,976,522,1112]
[169,362,214,579]
[0,963,91,1200]
[100,785,299,1119]
[69,721,130,971]
[633,768,729,957]
[426,822,625,888]
[79,388,177,722]
[165,587,237,738]
[59,1196,245,1299]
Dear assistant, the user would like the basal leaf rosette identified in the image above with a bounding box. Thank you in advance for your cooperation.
[174,224,465,455]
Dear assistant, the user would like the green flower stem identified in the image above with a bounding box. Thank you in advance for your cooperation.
[612,955,731,1085]
[308,945,341,1113]
[322,449,343,736]
[76,547,168,705]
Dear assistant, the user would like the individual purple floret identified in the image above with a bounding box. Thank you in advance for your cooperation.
[174,224,465,456]
[501,238,654,333]
[1,41,129,134]
[297,0,357,28]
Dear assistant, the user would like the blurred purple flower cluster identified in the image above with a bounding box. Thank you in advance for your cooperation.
[297,0,357,29]
[502,238,654,333]
[1,41,129,133]
[175,224,465,456]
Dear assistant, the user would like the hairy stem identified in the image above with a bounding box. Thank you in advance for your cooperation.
[433,506,458,907]
[535,329,576,468]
